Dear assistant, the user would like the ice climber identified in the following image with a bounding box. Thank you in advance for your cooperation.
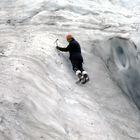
[56,34,89,84]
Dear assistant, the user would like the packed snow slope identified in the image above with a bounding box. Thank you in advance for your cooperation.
[0,0,140,140]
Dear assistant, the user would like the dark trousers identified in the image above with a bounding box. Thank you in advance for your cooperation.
[71,60,84,73]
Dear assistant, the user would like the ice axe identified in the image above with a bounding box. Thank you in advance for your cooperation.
[54,39,61,56]
[54,39,59,47]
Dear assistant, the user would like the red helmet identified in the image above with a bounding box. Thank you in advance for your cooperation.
[66,34,73,41]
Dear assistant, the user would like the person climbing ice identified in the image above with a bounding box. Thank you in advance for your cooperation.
[56,34,89,84]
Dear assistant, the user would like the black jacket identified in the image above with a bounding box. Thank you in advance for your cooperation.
[57,39,83,62]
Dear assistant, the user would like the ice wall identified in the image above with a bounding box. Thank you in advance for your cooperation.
[96,36,140,110]
[0,0,140,140]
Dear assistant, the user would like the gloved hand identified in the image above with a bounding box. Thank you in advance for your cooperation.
[56,46,60,50]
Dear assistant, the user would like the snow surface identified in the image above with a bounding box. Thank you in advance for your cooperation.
[0,0,140,140]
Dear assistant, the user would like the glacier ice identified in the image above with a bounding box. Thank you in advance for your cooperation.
[0,0,139,140]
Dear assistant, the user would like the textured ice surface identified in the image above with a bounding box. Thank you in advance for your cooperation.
[0,0,140,140]
[96,36,140,109]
